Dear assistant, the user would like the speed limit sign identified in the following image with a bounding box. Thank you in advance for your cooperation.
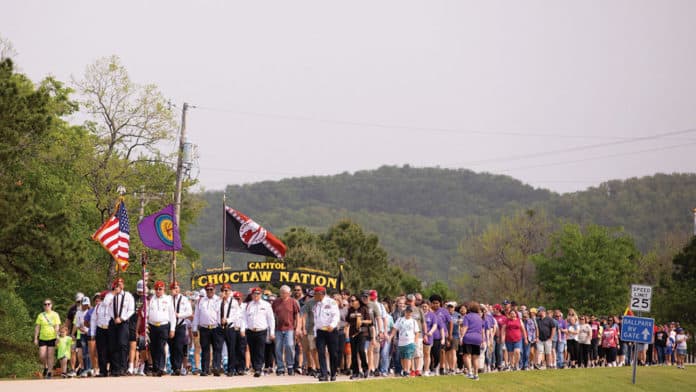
[630,284,652,312]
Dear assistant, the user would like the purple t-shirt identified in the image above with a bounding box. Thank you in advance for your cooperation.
[556,318,568,342]
[433,308,451,340]
[484,313,496,331]
[462,313,484,345]
[424,311,436,344]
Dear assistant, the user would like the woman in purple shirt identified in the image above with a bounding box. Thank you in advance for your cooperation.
[461,301,484,381]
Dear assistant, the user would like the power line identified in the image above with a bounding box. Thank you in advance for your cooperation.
[195,105,692,141]
[456,128,696,167]
[494,140,696,173]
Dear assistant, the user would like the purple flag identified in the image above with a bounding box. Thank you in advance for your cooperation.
[137,204,182,251]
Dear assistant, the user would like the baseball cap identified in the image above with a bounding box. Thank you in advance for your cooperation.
[75,292,84,302]
[136,280,145,292]
[502,299,510,305]
[81,297,91,306]
[369,290,378,300]
[538,306,546,312]
[493,304,502,311]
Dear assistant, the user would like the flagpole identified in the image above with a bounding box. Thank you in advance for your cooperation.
[222,193,226,271]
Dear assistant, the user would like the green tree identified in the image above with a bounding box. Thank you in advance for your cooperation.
[533,223,639,315]
[658,236,696,331]
[460,209,551,303]
[73,56,198,282]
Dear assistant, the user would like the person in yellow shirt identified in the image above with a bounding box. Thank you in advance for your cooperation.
[34,299,61,379]
[56,325,73,377]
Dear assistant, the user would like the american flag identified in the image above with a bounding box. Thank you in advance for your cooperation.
[92,200,130,270]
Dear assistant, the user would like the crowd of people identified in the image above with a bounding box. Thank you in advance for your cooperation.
[34,279,691,381]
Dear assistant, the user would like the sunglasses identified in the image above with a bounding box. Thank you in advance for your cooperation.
[44,303,52,306]
[156,288,164,291]
[222,289,229,292]
[205,288,214,291]
[294,289,303,291]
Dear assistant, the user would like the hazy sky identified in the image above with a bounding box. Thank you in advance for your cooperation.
[3,0,696,193]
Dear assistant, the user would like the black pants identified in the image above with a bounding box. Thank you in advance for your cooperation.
[236,333,247,372]
[568,340,579,364]
[264,342,275,369]
[108,320,129,375]
[431,339,442,371]
[149,324,170,372]
[579,343,591,367]
[222,328,239,373]
[350,335,368,374]
[200,327,223,374]
[246,329,267,373]
[316,329,339,378]
[169,324,187,372]
[96,327,110,375]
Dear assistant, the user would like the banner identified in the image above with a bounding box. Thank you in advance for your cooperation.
[193,261,337,289]
[224,206,287,258]
[137,204,182,251]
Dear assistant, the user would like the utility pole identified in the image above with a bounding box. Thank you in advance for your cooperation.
[172,102,189,283]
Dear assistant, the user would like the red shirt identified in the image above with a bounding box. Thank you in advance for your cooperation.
[494,314,507,337]
[504,317,523,343]
[272,297,300,331]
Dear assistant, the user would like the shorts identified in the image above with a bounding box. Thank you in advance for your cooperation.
[636,343,648,352]
[414,338,423,358]
[308,334,316,350]
[128,322,137,342]
[536,340,553,354]
[665,347,673,355]
[38,339,56,347]
[398,343,416,359]
[677,349,687,356]
[463,343,481,356]
[137,336,147,351]
[506,340,522,352]
[448,339,460,352]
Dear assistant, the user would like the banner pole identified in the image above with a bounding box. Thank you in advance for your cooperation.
[222,193,226,271]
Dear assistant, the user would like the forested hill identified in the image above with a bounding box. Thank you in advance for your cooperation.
[188,166,696,282]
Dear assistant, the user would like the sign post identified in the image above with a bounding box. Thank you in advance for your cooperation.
[621,315,654,385]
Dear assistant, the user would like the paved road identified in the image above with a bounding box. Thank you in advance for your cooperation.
[0,373,353,392]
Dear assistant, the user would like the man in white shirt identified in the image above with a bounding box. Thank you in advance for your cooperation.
[313,286,340,382]
[244,287,275,378]
[219,283,244,376]
[90,291,110,377]
[105,278,135,376]
[192,282,223,376]
[147,281,176,376]
[168,281,192,376]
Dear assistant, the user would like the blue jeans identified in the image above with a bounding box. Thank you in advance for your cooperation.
[379,339,392,374]
[80,335,91,370]
[556,340,566,368]
[494,336,504,369]
[274,330,295,372]
[656,345,665,364]
[521,341,530,369]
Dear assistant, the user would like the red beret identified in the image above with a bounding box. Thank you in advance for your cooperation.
[222,283,232,290]
[154,281,165,289]
[232,291,242,298]
[369,289,378,299]
[112,277,124,289]
[205,282,215,289]
[314,286,326,293]
[99,290,109,299]
[169,281,180,290]
[251,287,262,293]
